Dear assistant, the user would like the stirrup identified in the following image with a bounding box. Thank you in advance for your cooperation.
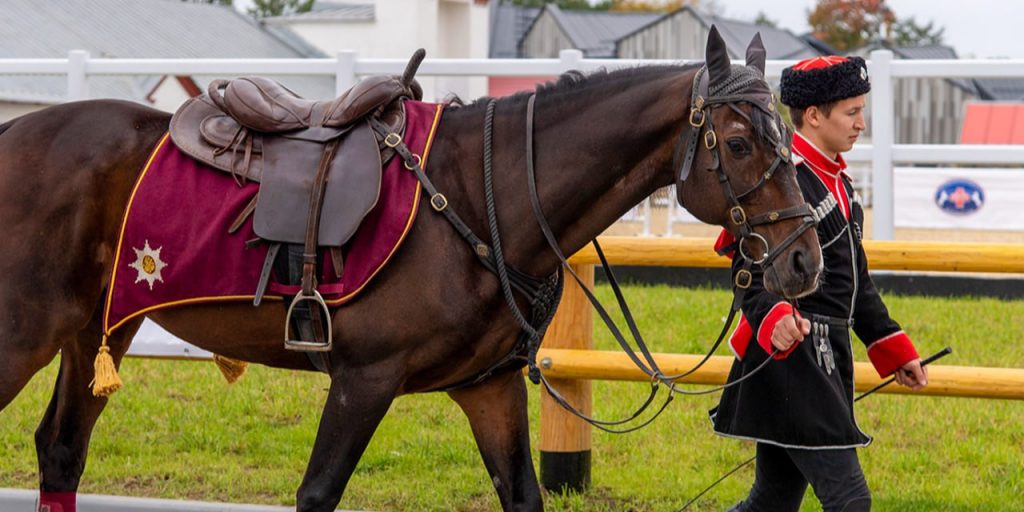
[284,290,333,352]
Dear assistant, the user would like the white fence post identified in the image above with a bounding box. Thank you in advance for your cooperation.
[66,50,89,101]
[559,49,583,72]
[869,50,894,240]
[335,50,357,96]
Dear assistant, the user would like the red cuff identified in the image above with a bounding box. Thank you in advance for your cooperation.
[756,302,801,360]
[867,331,919,377]
[714,229,736,259]
[39,491,76,512]
[728,314,753,359]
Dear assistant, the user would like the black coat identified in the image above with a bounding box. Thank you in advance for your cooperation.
[710,160,907,449]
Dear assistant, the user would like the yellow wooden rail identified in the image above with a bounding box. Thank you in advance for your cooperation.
[567,236,1024,274]
[537,349,1024,401]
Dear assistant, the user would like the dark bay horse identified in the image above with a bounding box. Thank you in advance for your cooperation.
[0,30,820,511]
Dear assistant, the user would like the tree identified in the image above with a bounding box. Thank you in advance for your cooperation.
[248,0,315,18]
[503,0,607,9]
[754,11,778,28]
[610,0,694,12]
[807,0,945,51]
[891,16,944,46]
[807,0,895,52]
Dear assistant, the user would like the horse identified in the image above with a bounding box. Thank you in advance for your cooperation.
[0,29,820,512]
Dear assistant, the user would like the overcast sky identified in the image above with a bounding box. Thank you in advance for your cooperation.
[713,0,1024,59]
[235,0,1024,59]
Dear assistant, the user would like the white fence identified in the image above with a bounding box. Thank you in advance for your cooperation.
[4,49,1024,238]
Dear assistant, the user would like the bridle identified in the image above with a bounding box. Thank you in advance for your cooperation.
[674,66,817,291]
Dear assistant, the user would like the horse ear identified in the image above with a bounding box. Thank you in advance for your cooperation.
[746,32,766,76]
[705,25,731,86]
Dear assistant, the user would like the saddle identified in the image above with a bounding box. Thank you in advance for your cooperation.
[168,49,426,352]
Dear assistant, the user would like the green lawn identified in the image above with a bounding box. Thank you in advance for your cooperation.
[1,285,1022,511]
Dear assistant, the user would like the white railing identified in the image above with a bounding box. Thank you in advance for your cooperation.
[4,49,1024,239]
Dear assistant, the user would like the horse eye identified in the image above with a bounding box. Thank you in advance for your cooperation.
[727,138,750,155]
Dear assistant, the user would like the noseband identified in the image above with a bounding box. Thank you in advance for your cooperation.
[674,66,817,287]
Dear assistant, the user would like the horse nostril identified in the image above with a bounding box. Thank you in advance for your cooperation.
[791,249,808,278]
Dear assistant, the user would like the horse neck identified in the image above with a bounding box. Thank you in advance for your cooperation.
[430,68,695,277]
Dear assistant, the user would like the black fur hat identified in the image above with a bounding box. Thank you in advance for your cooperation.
[780,56,871,109]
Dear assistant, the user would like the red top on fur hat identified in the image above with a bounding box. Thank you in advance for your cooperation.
[780,55,870,109]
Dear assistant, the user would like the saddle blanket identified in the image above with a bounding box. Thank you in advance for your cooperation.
[103,100,444,335]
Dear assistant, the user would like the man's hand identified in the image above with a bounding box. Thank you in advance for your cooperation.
[771,315,811,353]
[894,358,928,390]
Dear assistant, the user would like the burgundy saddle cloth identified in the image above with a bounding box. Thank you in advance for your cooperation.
[103,100,444,336]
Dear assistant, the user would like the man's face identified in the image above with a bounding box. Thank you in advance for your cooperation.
[812,95,866,156]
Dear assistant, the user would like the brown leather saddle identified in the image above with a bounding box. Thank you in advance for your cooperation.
[168,49,426,352]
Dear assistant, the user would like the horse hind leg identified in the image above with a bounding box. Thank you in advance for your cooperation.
[448,369,543,512]
[34,306,142,512]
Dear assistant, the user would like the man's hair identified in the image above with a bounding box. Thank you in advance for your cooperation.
[790,101,837,130]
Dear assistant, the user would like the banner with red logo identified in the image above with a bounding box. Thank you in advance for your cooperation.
[894,167,1024,230]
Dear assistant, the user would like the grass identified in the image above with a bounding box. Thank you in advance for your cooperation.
[1,285,1022,511]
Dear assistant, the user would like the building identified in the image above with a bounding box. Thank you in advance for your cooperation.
[0,0,332,121]
[616,6,819,61]
[266,0,492,102]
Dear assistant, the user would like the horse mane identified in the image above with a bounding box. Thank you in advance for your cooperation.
[446,62,705,113]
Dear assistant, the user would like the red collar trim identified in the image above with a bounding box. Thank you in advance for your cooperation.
[792,132,846,178]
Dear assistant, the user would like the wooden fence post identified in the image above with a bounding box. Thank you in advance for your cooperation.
[539,263,593,493]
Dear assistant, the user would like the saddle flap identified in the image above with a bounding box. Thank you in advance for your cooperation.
[253,121,383,247]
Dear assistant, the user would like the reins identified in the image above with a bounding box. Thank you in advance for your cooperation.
[368,62,819,429]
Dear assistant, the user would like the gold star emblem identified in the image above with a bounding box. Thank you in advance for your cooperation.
[129,240,168,290]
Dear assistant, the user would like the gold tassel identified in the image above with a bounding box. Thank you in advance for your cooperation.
[213,354,248,384]
[91,336,123,397]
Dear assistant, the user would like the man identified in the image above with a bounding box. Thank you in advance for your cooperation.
[709,56,929,512]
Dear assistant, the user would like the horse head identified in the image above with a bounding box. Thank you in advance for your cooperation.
[676,26,822,299]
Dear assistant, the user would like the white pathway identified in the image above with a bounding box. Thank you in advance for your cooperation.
[0,489,357,512]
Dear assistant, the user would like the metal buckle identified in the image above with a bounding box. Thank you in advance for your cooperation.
[735,269,752,289]
[689,108,705,128]
[384,133,402,148]
[403,153,422,170]
[704,130,717,149]
[729,206,747,225]
[430,193,448,211]
[778,145,791,159]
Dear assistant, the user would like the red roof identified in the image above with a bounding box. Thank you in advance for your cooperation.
[960,103,1024,144]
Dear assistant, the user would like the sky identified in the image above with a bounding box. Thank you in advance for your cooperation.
[233,0,1024,59]
[709,0,1024,59]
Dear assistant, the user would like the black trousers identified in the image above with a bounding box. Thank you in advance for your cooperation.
[731,443,871,512]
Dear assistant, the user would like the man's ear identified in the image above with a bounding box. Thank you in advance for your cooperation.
[805,106,821,128]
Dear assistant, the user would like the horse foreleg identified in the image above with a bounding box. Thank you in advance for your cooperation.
[448,369,543,512]
[295,368,398,512]
[34,315,141,512]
